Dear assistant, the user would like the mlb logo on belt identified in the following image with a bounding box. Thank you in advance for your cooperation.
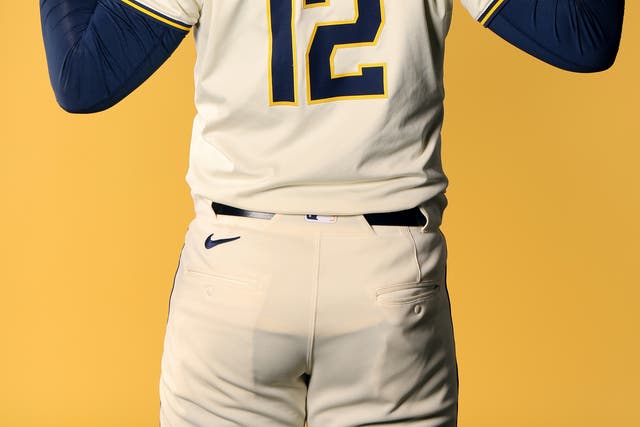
[305,214,337,224]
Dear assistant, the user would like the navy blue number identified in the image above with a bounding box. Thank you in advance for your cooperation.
[307,0,386,102]
[268,0,386,105]
[267,0,296,105]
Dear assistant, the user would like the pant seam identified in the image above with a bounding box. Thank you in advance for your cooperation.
[306,236,321,373]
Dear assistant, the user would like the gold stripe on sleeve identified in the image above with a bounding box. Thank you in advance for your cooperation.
[120,0,191,31]
[480,0,507,26]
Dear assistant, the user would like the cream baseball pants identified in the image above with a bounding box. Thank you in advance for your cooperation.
[159,195,458,426]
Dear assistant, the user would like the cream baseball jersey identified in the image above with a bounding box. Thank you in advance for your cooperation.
[38,3,624,425]
[129,0,500,215]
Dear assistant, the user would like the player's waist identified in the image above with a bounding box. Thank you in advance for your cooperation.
[192,193,446,235]
[211,201,428,226]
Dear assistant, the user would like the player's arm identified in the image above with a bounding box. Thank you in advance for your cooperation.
[477,0,625,72]
[40,0,193,114]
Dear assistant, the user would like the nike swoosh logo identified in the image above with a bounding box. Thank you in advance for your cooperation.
[204,233,241,249]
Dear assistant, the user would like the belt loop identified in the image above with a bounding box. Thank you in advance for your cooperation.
[419,205,430,233]
[209,201,218,219]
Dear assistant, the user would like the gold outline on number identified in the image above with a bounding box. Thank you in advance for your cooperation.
[305,0,388,104]
[303,0,330,8]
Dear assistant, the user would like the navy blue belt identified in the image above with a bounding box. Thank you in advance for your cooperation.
[211,201,427,227]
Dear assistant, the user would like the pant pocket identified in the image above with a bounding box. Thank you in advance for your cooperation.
[371,275,457,412]
[375,280,441,306]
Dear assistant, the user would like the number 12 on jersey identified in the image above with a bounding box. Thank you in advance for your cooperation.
[267,0,387,105]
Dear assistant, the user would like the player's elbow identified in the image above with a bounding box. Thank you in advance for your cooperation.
[486,0,624,73]
[55,98,116,115]
[559,38,622,73]
[51,77,117,114]
[494,27,622,74]
[48,50,121,114]
[54,93,112,114]
[572,2,626,73]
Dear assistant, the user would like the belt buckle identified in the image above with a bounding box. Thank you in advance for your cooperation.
[305,214,337,224]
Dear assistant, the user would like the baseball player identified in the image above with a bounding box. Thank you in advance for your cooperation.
[40,1,624,426]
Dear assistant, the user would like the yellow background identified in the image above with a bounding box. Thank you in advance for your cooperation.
[1,2,638,426]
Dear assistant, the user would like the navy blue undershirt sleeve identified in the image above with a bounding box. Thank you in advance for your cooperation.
[40,0,192,113]
[483,0,625,73]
